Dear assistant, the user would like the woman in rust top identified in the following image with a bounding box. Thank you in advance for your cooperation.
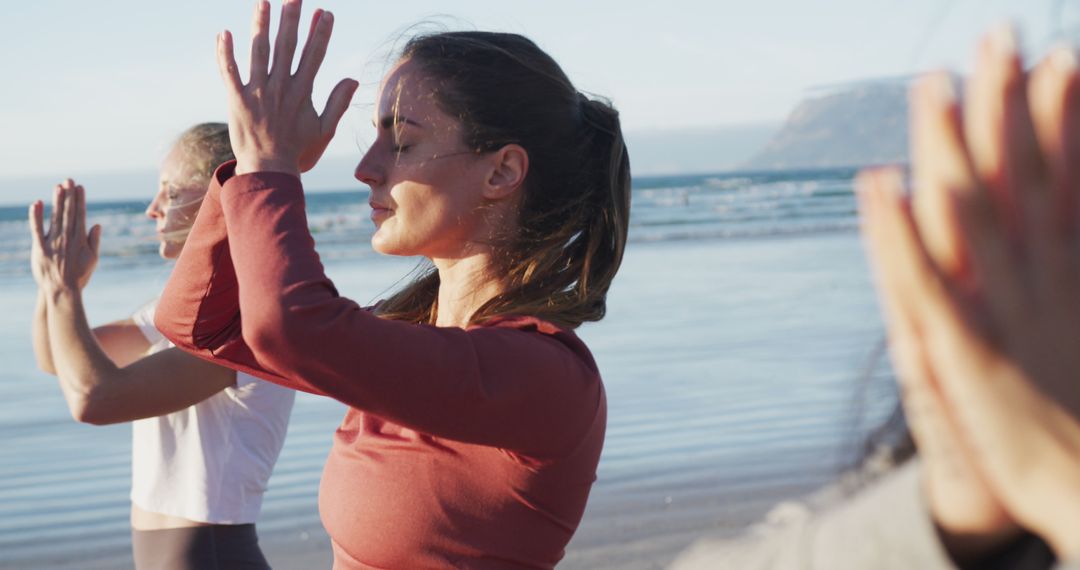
[154,1,630,567]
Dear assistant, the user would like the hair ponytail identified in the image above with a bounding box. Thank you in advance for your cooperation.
[576,96,631,306]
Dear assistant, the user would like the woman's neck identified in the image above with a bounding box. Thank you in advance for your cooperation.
[433,252,504,328]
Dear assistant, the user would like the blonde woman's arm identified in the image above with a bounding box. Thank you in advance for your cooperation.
[30,181,234,425]
[30,182,157,375]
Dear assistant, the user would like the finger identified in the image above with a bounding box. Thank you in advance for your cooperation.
[217,31,244,95]
[964,24,1048,241]
[294,9,330,92]
[911,72,978,281]
[88,224,102,257]
[1028,47,1080,235]
[269,0,303,83]
[860,168,970,339]
[62,185,77,247]
[74,185,87,240]
[859,168,910,334]
[320,77,359,137]
[51,185,66,242]
[28,201,46,252]
[861,174,969,472]
[863,167,1024,449]
[249,0,271,86]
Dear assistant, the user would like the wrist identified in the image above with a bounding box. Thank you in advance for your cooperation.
[44,282,82,306]
[234,157,301,178]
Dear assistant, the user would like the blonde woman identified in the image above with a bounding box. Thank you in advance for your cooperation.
[30,124,295,569]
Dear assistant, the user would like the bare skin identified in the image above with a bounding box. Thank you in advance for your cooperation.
[860,27,1080,561]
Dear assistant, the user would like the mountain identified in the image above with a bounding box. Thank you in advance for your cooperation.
[742,82,909,171]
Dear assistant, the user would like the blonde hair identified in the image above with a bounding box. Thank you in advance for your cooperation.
[160,123,235,244]
[175,122,235,183]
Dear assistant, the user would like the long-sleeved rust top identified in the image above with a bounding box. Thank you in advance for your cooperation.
[154,162,607,569]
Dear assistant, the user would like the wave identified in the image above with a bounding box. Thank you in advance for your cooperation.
[0,170,859,278]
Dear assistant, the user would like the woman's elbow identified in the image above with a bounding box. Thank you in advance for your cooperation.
[152,304,183,347]
[64,383,122,426]
[68,397,116,426]
[241,309,296,362]
[36,358,57,376]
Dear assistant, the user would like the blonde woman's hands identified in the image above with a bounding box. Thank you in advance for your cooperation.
[217,0,358,177]
[29,180,103,293]
[861,26,1080,561]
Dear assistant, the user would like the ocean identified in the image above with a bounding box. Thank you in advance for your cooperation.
[0,169,898,568]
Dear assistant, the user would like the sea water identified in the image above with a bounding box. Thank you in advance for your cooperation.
[0,169,897,568]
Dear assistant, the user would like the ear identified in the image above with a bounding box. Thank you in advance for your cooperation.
[482,144,528,201]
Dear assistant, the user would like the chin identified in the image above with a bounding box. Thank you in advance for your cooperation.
[160,242,183,260]
[370,232,417,257]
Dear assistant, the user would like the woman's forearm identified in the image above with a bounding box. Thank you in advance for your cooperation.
[43,286,237,425]
[32,289,57,374]
[157,163,247,358]
[43,286,125,423]
[219,171,603,456]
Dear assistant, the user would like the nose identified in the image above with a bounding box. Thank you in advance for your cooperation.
[146,191,164,220]
[354,147,384,189]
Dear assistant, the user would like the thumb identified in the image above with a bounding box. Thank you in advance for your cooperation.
[319,78,359,137]
[28,201,45,252]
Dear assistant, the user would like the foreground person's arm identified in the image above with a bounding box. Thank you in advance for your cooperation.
[669,461,1056,570]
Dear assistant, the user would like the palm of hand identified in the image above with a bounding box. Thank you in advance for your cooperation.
[29,182,100,292]
[861,30,1080,560]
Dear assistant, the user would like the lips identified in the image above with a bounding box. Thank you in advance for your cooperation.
[369,201,393,223]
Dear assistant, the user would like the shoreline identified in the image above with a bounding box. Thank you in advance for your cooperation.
[0,231,887,569]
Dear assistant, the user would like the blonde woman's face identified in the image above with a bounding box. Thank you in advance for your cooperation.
[146,146,206,259]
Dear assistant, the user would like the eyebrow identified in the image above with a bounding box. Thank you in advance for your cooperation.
[372,115,423,130]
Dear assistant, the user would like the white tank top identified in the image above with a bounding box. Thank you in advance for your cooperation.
[128,299,295,524]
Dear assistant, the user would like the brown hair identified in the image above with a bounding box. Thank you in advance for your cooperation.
[375,32,632,330]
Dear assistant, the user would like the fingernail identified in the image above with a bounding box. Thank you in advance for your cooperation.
[880,168,907,198]
[925,72,957,105]
[990,22,1018,58]
[323,11,333,23]
[1052,45,1079,73]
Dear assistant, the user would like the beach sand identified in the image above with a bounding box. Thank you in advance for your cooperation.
[0,230,893,569]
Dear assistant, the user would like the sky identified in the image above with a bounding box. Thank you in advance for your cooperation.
[0,0,1073,203]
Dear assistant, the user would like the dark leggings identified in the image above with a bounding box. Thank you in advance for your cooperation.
[131,524,270,570]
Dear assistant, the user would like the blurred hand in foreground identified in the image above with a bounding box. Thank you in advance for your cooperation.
[860,25,1080,561]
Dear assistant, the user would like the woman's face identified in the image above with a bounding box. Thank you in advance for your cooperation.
[354,60,500,259]
[146,146,206,260]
